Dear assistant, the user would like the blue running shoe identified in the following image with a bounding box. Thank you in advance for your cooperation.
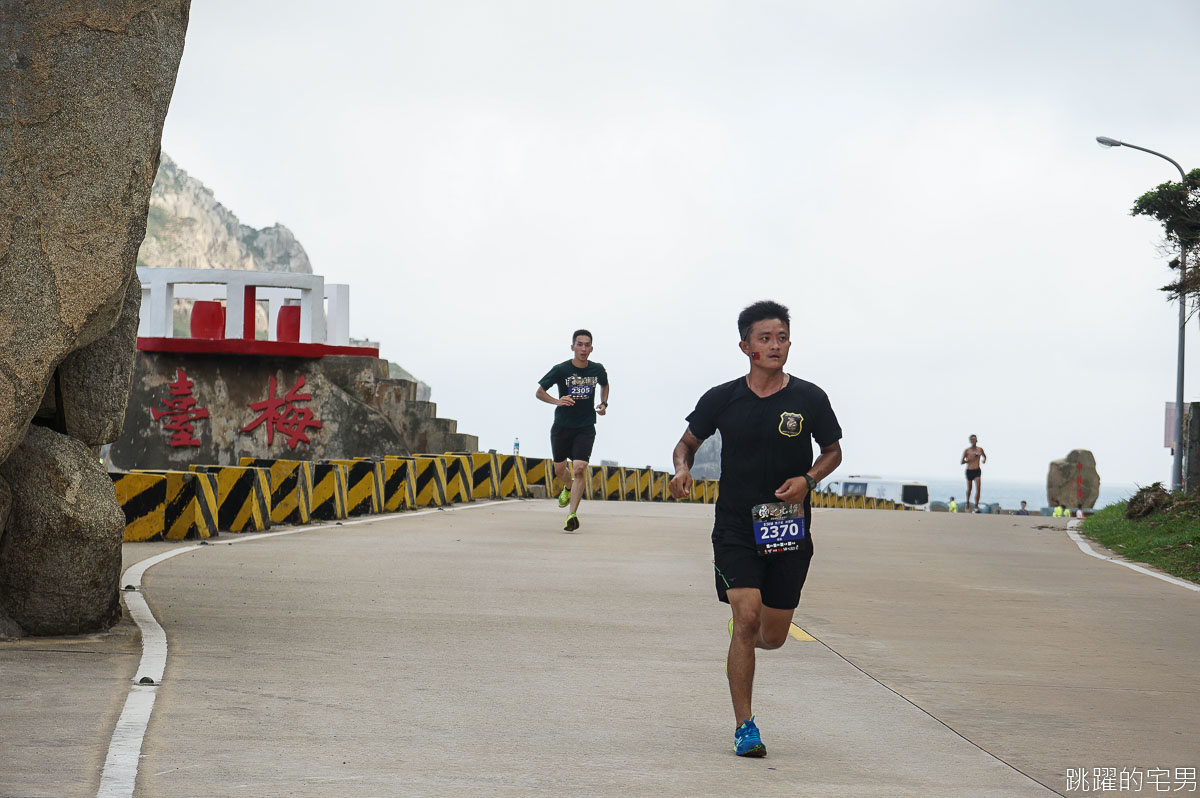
[734,716,766,757]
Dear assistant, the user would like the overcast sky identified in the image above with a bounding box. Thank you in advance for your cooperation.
[160,1,1200,489]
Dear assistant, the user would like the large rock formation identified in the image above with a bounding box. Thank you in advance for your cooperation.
[0,2,190,637]
[0,427,125,635]
[1047,449,1101,510]
[137,152,313,274]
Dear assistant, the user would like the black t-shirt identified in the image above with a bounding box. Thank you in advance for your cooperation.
[686,374,842,543]
[539,360,608,428]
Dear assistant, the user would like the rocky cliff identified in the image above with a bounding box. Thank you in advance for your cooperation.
[691,431,722,479]
[137,152,312,274]
[127,157,465,461]
[0,1,190,637]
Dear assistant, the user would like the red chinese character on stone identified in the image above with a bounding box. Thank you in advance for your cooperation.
[241,375,323,449]
[151,368,209,447]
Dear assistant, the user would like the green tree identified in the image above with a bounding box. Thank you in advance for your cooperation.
[1130,168,1200,305]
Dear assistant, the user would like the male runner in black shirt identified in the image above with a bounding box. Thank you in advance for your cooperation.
[670,300,842,757]
[536,329,609,531]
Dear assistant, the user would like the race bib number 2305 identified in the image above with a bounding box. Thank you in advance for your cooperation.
[751,502,806,555]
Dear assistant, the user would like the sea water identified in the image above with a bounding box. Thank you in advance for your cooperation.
[908,476,1141,512]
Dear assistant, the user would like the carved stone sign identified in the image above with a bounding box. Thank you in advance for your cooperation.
[1046,450,1100,510]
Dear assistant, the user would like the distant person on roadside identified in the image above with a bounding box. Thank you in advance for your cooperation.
[960,434,987,512]
[1075,504,1085,519]
[669,299,843,758]
[1015,500,1029,516]
[948,496,958,513]
[535,329,609,532]
[1052,503,1065,518]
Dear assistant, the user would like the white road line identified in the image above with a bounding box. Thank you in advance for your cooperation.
[97,687,157,798]
[97,500,507,798]
[1067,520,1200,593]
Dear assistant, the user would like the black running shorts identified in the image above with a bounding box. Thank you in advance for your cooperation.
[550,423,596,463]
[712,531,814,610]
[965,468,982,481]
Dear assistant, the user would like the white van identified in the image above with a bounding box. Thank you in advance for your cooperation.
[824,475,930,511]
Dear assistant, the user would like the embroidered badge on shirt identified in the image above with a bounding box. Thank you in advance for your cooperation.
[778,411,803,437]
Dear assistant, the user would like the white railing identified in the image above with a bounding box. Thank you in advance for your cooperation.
[135,267,350,346]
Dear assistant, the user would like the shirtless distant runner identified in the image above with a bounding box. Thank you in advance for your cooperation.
[961,434,987,512]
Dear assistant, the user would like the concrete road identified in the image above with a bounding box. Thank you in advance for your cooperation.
[2,501,1197,797]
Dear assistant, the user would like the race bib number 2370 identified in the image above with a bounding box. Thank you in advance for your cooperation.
[751,502,806,555]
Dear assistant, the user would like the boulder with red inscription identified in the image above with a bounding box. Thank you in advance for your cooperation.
[1046,449,1100,510]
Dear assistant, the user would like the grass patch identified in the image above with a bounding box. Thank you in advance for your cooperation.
[1081,498,1200,585]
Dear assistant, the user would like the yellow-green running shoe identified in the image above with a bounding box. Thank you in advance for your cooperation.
[564,513,580,532]
[557,486,571,507]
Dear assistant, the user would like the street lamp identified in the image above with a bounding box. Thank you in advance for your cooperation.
[1097,135,1188,491]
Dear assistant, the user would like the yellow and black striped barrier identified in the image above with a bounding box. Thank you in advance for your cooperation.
[311,462,349,520]
[376,456,417,512]
[495,453,529,498]
[515,454,531,498]
[621,467,639,502]
[450,451,499,500]
[325,459,383,516]
[652,471,670,502]
[131,469,218,540]
[168,470,218,539]
[603,466,623,501]
[115,449,919,541]
[110,472,167,542]
[634,468,653,502]
[240,458,313,526]
[416,454,472,504]
[411,456,449,507]
[522,457,553,497]
[441,454,475,504]
[189,465,272,532]
[815,492,909,510]
[587,466,606,500]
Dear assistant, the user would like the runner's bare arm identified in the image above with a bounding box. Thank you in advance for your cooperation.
[775,440,843,503]
[535,385,573,406]
[669,427,705,498]
[597,383,610,415]
[961,448,969,464]
[980,448,987,464]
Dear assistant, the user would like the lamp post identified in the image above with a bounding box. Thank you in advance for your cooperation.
[1097,136,1188,491]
